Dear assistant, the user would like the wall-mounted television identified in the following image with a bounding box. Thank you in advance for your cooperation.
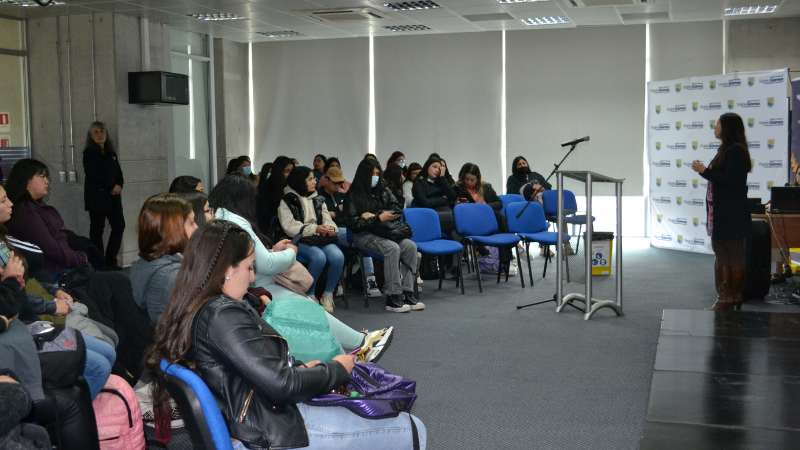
[128,71,189,105]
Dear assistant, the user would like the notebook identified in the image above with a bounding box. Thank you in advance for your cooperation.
[769,186,800,214]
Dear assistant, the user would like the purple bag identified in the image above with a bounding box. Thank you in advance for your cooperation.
[478,246,500,274]
[306,363,417,419]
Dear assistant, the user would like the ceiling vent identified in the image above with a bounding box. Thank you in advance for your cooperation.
[464,13,516,22]
[619,11,669,22]
[294,7,392,22]
[564,0,651,7]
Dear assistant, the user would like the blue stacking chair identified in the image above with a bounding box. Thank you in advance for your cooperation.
[506,202,571,284]
[405,208,465,294]
[541,189,595,254]
[453,203,522,293]
[157,360,234,450]
[498,194,525,217]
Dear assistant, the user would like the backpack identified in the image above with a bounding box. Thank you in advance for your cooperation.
[306,363,417,419]
[93,375,147,450]
[478,247,500,274]
[27,322,86,389]
[419,254,440,280]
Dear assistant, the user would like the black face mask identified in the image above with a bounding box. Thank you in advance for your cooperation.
[517,166,531,176]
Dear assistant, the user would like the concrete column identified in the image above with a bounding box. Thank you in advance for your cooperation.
[213,38,250,182]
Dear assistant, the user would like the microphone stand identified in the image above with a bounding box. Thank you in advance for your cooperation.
[516,141,584,312]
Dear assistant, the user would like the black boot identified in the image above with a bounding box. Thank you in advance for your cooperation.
[385,294,411,313]
[402,291,425,311]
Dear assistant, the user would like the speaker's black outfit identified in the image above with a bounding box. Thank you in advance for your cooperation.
[83,142,125,269]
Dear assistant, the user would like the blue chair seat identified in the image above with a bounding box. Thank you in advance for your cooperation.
[564,214,595,224]
[466,234,520,247]
[415,240,464,256]
[518,231,570,246]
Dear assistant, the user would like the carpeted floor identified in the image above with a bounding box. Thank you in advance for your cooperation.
[147,238,800,449]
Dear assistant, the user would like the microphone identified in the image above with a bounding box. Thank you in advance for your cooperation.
[561,136,590,147]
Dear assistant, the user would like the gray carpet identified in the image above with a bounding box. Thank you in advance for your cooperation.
[147,238,800,449]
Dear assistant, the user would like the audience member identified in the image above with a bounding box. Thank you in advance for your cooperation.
[169,175,203,193]
[176,190,213,226]
[259,162,273,183]
[402,162,422,208]
[278,166,344,313]
[345,159,423,312]
[144,220,425,450]
[412,157,460,237]
[312,154,327,183]
[82,121,125,270]
[386,151,406,175]
[383,164,405,207]
[506,156,551,200]
[364,153,378,162]
[317,157,351,192]
[439,158,456,186]
[258,156,294,233]
[0,370,51,450]
[226,156,252,176]
[291,157,299,166]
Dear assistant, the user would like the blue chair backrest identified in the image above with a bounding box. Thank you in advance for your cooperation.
[454,203,497,236]
[404,208,442,243]
[506,202,549,234]
[410,199,418,208]
[562,190,578,212]
[498,194,525,209]
[159,360,234,450]
[346,228,354,244]
[541,190,579,216]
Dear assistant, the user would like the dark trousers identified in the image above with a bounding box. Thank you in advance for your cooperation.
[88,208,125,267]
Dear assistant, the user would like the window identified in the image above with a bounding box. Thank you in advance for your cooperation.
[0,17,29,180]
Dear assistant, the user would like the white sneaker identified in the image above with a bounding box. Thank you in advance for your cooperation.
[518,244,535,262]
[366,276,382,298]
[416,275,423,285]
[335,284,344,297]
[321,292,334,314]
[508,260,518,276]
[357,326,394,363]
[137,383,185,429]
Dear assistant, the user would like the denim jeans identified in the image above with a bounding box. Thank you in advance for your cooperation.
[297,243,345,295]
[82,334,115,399]
[231,403,426,450]
[338,228,374,276]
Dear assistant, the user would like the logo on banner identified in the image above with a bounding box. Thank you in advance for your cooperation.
[748,140,761,149]
[655,142,661,151]
[650,85,670,94]
[669,218,688,225]
[651,123,670,131]
[675,121,681,130]
[699,142,719,150]
[684,122,704,130]
[653,196,671,204]
[768,139,775,149]
[759,118,784,126]
[677,235,683,244]
[693,218,699,227]
[686,83,704,91]
[684,198,705,206]
[652,160,671,168]
[656,178,662,187]
[768,97,775,107]
[655,105,661,114]
[667,143,687,150]
[768,181,774,190]
[710,120,717,129]
[750,159,755,167]
[692,102,698,111]
[687,237,706,245]
[759,75,785,85]
[693,179,699,189]
[748,118,754,128]
[667,104,687,113]
[710,80,716,90]
[655,234,672,242]
[675,83,681,92]
[728,100,734,110]
[759,160,783,168]
[676,196,683,205]
[748,77,755,86]
[657,214,663,223]
[668,180,688,188]
[700,102,722,111]
[747,182,760,191]
[721,79,741,88]
[737,100,761,108]
[692,141,698,150]
[676,159,682,168]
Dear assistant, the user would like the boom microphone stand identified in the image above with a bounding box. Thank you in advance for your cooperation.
[516,139,587,311]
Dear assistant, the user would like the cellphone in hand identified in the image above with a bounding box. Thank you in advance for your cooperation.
[290,233,303,246]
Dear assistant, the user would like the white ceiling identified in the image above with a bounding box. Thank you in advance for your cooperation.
[2,0,799,42]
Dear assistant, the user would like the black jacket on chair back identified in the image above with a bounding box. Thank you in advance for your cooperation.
[188,295,349,450]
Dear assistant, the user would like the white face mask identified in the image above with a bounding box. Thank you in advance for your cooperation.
[242,166,252,176]
[371,176,380,188]
[398,162,406,169]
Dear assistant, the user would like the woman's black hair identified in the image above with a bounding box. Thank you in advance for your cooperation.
[84,121,116,155]
[403,162,422,185]
[324,157,341,173]
[286,166,314,197]
[263,156,294,193]
[383,164,404,198]
[259,162,272,178]
[225,157,246,176]
[210,173,272,247]
[364,153,377,161]
[5,159,49,207]
[176,191,209,227]
[415,156,443,196]
[313,154,327,167]
[169,175,202,193]
[349,158,382,213]
[511,156,529,178]
[716,113,752,172]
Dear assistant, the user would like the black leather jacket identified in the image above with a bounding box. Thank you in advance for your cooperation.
[343,184,403,233]
[188,295,350,450]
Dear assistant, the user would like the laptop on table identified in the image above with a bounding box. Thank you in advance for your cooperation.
[770,186,800,214]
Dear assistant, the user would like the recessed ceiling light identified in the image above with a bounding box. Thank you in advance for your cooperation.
[383,2,441,11]
[521,16,570,25]
[256,31,306,38]
[188,13,245,21]
[724,5,777,15]
[384,25,432,31]
[0,0,65,6]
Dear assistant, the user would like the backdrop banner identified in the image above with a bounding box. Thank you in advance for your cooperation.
[647,69,789,254]
[792,79,800,173]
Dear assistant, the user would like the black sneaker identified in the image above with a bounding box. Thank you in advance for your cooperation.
[385,294,411,313]
[402,291,425,310]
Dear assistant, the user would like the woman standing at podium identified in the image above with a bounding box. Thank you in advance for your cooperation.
[691,113,752,311]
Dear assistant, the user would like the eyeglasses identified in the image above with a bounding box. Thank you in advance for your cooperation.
[204,209,215,216]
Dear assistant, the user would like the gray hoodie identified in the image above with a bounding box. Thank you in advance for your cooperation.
[130,254,182,325]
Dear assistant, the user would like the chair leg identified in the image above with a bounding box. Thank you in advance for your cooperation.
[525,242,534,288]
[359,253,369,308]
[474,245,483,293]
[438,255,444,290]
[414,266,419,300]
[458,250,465,295]
[542,245,550,278]
[341,267,349,310]
[517,245,525,288]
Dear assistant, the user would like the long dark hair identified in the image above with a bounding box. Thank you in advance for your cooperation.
[263,156,293,194]
[5,159,49,218]
[286,166,313,197]
[511,156,529,179]
[169,175,201,193]
[457,163,487,200]
[415,156,443,196]
[176,191,209,227]
[386,151,406,177]
[715,113,752,171]
[383,164,404,199]
[324,157,341,173]
[403,162,422,185]
[259,162,272,180]
[225,157,248,176]
[349,158,382,213]
[144,220,254,429]
[83,121,116,155]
